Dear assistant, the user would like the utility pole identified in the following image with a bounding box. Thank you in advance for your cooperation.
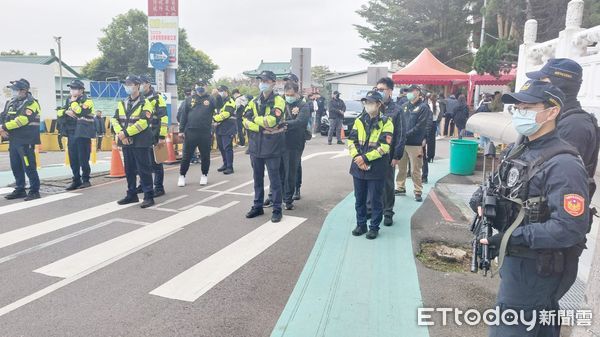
[53,36,63,103]
[480,0,487,48]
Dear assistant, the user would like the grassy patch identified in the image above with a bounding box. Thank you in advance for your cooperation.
[416,241,472,273]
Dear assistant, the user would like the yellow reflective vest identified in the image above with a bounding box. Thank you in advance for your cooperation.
[111,96,154,148]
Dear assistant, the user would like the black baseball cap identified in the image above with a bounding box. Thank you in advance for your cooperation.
[217,85,229,92]
[407,84,421,91]
[124,76,141,85]
[8,79,30,90]
[502,80,565,108]
[361,90,383,103]
[67,79,85,89]
[257,70,276,82]
[526,58,582,83]
[196,78,208,86]
[139,75,153,84]
[333,91,340,96]
[283,73,299,83]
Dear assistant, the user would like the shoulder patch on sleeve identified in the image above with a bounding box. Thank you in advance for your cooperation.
[145,111,152,119]
[386,135,392,144]
[25,109,33,116]
[564,194,585,217]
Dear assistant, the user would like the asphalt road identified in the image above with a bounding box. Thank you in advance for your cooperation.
[0,138,353,337]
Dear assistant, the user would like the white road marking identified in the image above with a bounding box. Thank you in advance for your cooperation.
[330,151,348,159]
[198,180,229,191]
[0,188,14,195]
[150,215,307,302]
[35,202,237,279]
[0,218,150,265]
[180,181,253,211]
[301,151,345,162]
[0,228,180,318]
[0,200,137,249]
[0,192,79,216]
[197,190,253,196]
[150,195,188,209]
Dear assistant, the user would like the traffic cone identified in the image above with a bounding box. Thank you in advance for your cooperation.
[34,144,41,169]
[108,141,125,178]
[164,133,179,165]
[90,138,97,164]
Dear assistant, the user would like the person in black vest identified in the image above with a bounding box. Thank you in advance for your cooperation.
[1,79,42,201]
[327,91,346,145]
[214,85,237,175]
[94,110,105,151]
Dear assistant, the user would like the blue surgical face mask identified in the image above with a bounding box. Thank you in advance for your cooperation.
[285,95,297,104]
[125,86,134,95]
[406,92,416,101]
[512,107,547,136]
[195,86,206,95]
[11,89,19,98]
[259,82,271,93]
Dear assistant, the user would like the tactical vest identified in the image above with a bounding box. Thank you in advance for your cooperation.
[113,99,153,148]
[2,96,41,145]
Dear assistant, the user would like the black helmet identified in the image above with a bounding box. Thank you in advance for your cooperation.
[67,79,85,89]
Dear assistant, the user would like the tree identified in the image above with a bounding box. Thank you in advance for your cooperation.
[355,0,475,71]
[311,66,334,87]
[1,50,37,56]
[81,9,218,98]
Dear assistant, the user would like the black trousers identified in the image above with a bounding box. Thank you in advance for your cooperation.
[217,134,234,169]
[180,130,211,176]
[236,119,246,146]
[383,161,395,218]
[97,136,103,150]
[150,147,164,190]
[9,143,40,193]
[58,134,64,150]
[354,177,384,231]
[68,137,91,183]
[123,146,153,200]
[443,117,455,137]
[252,156,282,212]
[283,149,303,204]
[295,163,302,190]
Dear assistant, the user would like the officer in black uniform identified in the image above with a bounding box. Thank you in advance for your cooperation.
[1,79,42,201]
[111,75,155,208]
[139,75,168,197]
[527,59,599,198]
[57,79,96,190]
[476,80,589,337]
[375,77,406,226]
[177,79,216,187]
[243,70,286,223]
[214,85,237,175]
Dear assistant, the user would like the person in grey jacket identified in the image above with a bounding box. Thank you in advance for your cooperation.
[327,91,346,145]
[94,110,105,150]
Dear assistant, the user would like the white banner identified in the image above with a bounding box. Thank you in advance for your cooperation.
[148,16,179,69]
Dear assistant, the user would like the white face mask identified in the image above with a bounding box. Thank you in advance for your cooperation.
[364,102,379,115]
[11,89,19,98]
[70,89,81,97]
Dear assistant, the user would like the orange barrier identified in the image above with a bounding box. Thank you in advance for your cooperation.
[164,133,179,165]
[108,141,126,178]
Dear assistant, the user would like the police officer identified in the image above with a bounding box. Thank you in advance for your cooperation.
[214,85,237,175]
[348,90,394,240]
[1,79,42,201]
[231,89,247,147]
[527,59,598,199]
[281,80,310,210]
[111,75,155,208]
[57,79,96,190]
[243,70,286,223]
[477,80,589,337]
[178,79,216,187]
[375,77,406,226]
[138,75,168,197]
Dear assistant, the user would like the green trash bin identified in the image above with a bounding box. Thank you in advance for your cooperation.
[449,139,479,175]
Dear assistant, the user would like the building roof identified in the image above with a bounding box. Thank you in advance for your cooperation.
[243,60,292,78]
[0,50,81,78]
[391,48,469,85]
[325,69,395,83]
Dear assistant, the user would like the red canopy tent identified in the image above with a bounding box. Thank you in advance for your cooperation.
[466,68,516,106]
[391,48,470,90]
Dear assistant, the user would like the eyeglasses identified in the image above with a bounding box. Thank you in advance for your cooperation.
[514,106,551,116]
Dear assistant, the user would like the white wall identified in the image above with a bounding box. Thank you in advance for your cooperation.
[0,62,56,120]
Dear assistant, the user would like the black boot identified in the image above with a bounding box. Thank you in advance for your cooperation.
[352,226,368,236]
[153,189,165,197]
[366,229,379,240]
[4,189,27,200]
[246,207,264,218]
[66,181,81,191]
[117,195,139,205]
[271,210,282,223]
[24,191,41,201]
[79,181,92,189]
[223,168,234,175]
[217,165,227,172]
[140,198,155,209]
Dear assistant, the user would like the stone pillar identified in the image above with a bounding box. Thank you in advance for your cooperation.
[516,19,539,91]
[557,0,586,58]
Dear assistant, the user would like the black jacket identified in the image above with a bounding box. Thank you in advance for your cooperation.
[383,98,406,161]
[179,93,216,134]
[444,96,459,118]
[557,100,599,179]
[453,104,469,129]
[328,98,346,119]
[316,97,326,114]
[402,99,431,146]
[284,98,310,151]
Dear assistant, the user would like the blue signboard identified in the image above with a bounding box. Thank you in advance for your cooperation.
[149,42,170,70]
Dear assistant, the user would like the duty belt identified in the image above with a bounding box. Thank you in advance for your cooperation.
[262,127,286,135]
[507,246,539,259]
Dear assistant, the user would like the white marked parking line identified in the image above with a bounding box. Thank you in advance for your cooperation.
[0,218,150,265]
[150,215,307,302]
[0,192,79,216]
[35,202,237,279]
[0,201,137,249]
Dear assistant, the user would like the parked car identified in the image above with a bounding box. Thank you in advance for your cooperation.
[320,100,363,136]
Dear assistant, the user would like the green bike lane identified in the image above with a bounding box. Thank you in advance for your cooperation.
[271,159,450,337]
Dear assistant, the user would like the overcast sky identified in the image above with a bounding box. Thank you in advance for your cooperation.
[2,0,374,78]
